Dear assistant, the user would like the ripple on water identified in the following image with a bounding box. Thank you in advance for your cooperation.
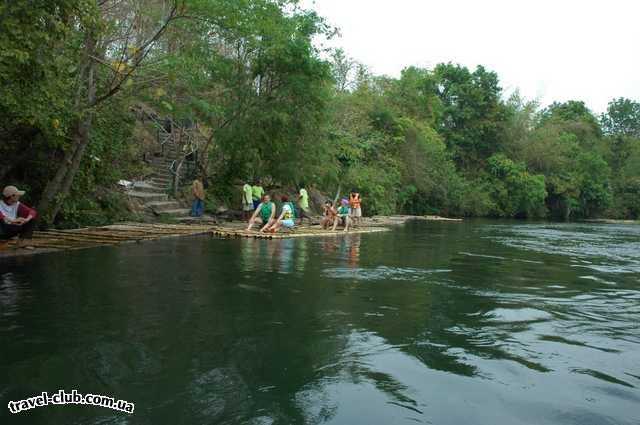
[323,266,450,282]
[483,308,554,323]
[488,223,640,275]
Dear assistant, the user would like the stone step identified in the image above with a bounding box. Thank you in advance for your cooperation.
[132,182,166,193]
[150,175,172,184]
[149,182,170,190]
[150,170,173,180]
[127,191,168,203]
[149,165,173,173]
[147,201,182,212]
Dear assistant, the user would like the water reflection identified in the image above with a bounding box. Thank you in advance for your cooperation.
[240,238,308,275]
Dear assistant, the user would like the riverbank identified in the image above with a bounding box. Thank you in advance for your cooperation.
[0,215,459,258]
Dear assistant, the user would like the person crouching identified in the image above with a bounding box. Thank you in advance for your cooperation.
[265,195,297,233]
[0,185,37,249]
[321,200,337,230]
[246,194,276,232]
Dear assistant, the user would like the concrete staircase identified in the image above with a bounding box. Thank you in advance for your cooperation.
[127,142,191,220]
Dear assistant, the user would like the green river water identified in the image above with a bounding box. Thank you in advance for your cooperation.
[1,221,639,425]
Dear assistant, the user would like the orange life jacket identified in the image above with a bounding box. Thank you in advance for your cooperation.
[349,193,361,208]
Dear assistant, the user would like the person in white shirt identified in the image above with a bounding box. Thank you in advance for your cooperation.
[0,185,37,249]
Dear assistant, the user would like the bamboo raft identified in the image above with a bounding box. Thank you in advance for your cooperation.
[0,222,392,258]
[209,225,390,239]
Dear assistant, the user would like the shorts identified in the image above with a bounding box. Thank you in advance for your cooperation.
[350,207,362,217]
[242,201,254,212]
[282,219,295,228]
[253,199,261,209]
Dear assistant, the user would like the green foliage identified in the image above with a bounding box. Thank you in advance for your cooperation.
[601,98,640,138]
[57,97,142,227]
[611,140,640,218]
[433,63,508,168]
[486,154,547,218]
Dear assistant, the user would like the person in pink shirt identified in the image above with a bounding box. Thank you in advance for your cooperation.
[0,185,37,248]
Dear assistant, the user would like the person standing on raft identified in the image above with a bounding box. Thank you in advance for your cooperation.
[251,181,264,210]
[246,194,276,232]
[349,190,362,226]
[0,185,37,249]
[242,180,254,220]
[297,184,311,225]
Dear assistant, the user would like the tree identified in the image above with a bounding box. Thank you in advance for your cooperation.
[487,154,547,218]
[601,97,640,138]
[146,0,333,190]
[32,0,183,224]
[433,63,508,169]
[330,48,357,92]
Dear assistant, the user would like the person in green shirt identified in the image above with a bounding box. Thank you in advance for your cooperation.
[252,182,264,209]
[246,194,276,232]
[297,184,310,225]
[332,198,351,232]
[242,181,254,220]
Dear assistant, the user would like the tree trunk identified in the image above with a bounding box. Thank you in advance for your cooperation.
[37,33,97,225]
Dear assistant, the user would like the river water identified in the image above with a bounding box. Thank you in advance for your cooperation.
[1,221,639,424]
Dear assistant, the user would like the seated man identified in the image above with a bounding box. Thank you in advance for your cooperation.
[0,185,37,248]
[246,194,276,232]
[265,195,296,233]
[332,199,351,232]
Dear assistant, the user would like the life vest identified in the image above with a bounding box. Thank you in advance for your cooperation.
[349,193,361,208]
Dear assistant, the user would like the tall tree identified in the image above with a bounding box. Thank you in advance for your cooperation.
[433,63,508,169]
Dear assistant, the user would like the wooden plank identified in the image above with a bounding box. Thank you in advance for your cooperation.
[209,226,389,240]
[36,230,135,242]
[34,233,121,245]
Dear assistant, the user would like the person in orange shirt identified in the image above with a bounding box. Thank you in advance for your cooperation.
[349,190,362,226]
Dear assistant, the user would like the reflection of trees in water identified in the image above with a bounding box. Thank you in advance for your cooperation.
[240,238,309,275]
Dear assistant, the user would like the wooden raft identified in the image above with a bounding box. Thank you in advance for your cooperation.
[0,222,391,257]
[0,223,215,257]
[209,225,390,239]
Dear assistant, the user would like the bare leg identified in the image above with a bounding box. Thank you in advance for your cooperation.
[271,221,283,233]
[260,219,276,232]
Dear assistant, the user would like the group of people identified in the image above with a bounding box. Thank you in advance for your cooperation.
[320,192,362,232]
[242,180,310,233]
[0,185,37,249]
[245,194,298,233]
[241,180,363,234]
